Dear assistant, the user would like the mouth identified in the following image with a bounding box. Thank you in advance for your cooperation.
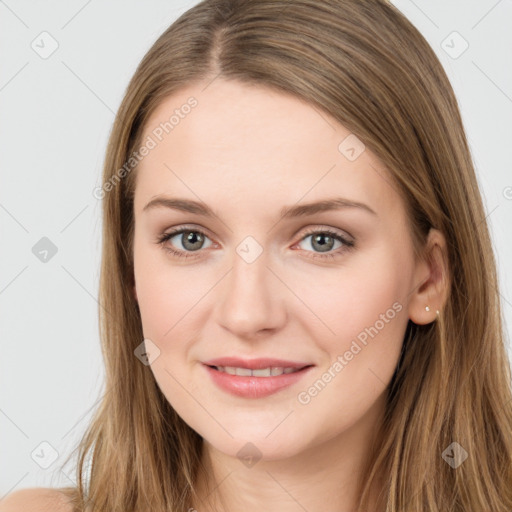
[206,364,313,377]
[202,361,315,398]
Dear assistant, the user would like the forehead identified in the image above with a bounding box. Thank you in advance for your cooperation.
[134,79,402,222]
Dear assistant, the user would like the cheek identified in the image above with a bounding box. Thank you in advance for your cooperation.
[134,245,209,340]
[293,247,410,414]
[294,248,409,355]
[133,251,206,408]
[291,261,408,441]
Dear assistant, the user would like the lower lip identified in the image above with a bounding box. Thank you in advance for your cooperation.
[203,364,314,398]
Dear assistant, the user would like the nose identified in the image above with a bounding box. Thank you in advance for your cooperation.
[215,251,287,339]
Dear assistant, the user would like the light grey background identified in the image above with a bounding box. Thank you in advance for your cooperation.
[1,0,511,495]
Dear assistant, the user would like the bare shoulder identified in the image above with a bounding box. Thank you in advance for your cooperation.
[0,487,74,512]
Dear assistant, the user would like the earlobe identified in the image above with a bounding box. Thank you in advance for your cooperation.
[407,228,449,325]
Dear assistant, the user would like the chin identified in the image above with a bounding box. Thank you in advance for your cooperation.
[199,426,312,463]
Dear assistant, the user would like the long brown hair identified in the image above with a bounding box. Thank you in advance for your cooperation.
[58,0,512,510]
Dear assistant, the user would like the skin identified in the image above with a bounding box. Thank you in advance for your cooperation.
[132,78,448,512]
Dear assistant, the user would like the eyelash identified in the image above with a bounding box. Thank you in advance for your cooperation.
[156,225,355,261]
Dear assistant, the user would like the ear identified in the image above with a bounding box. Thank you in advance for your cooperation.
[407,228,450,325]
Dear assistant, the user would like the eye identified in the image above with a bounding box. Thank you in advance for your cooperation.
[156,225,355,261]
[293,227,355,261]
[156,227,213,260]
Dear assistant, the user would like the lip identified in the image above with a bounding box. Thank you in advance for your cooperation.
[202,360,314,399]
[203,357,312,370]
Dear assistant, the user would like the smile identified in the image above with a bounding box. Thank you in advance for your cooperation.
[203,363,314,398]
[211,365,304,377]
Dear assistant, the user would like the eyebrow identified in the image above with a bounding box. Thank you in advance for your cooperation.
[142,196,377,218]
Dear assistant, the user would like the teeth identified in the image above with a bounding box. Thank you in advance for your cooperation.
[235,367,252,376]
[215,366,301,377]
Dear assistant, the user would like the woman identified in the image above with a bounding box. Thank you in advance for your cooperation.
[4,0,512,510]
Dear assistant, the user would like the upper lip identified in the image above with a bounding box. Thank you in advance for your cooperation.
[203,357,313,370]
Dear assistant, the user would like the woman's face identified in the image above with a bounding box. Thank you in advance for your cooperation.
[132,78,420,462]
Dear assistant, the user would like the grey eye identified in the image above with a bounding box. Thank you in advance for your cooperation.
[170,230,213,252]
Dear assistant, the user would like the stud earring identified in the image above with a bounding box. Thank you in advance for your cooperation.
[426,305,441,317]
